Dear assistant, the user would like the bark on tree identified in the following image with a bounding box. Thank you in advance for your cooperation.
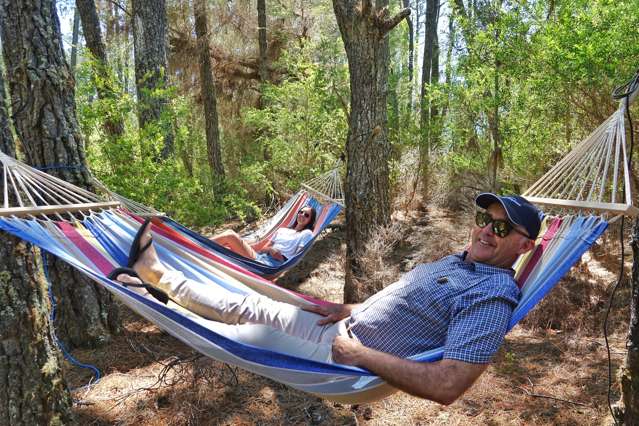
[332,0,409,303]
[614,218,639,423]
[0,0,120,349]
[76,0,126,139]
[132,0,174,159]
[418,0,439,197]
[257,0,268,83]
[401,0,414,110]
[0,61,74,426]
[194,0,225,178]
[70,7,81,71]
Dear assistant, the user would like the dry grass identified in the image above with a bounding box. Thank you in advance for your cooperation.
[65,196,631,425]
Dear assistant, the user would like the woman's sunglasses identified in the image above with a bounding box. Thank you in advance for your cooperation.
[298,209,311,218]
[475,211,530,239]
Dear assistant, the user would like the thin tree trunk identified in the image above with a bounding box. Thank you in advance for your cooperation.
[616,217,639,422]
[77,0,126,139]
[257,0,268,83]
[0,56,74,426]
[332,0,409,303]
[194,0,225,179]
[401,0,414,111]
[429,2,440,146]
[0,0,120,349]
[488,26,501,193]
[70,7,81,71]
[419,0,439,197]
[132,0,174,159]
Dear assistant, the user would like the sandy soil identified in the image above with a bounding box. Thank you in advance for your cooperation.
[65,207,629,425]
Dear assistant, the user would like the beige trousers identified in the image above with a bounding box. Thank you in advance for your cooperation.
[155,271,349,362]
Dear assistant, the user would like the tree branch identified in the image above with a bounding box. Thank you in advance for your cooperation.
[105,0,130,17]
[378,7,410,35]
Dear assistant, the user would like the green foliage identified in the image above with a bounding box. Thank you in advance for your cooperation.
[430,0,639,196]
[76,55,259,227]
[241,39,348,198]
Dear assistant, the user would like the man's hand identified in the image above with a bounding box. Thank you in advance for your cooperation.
[332,335,367,365]
[301,302,357,325]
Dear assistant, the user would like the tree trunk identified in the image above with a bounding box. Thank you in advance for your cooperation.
[194,0,225,179]
[257,0,268,83]
[70,7,81,72]
[0,60,74,426]
[0,0,120,349]
[488,26,501,193]
[401,0,414,111]
[615,217,639,423]
[429,2,441,145]
[418,0,439,198]
[132,0,174,159]
[332,0,409,303]
[76,0,126,139]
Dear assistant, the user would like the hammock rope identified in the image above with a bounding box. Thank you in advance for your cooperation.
[523,96,638,217]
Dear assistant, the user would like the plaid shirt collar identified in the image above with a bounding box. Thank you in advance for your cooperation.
[457,251,516,277]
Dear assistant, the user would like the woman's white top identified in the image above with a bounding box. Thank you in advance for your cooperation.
[270,228,314,258]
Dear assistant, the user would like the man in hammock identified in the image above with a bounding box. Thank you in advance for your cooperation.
[113,193,540,405]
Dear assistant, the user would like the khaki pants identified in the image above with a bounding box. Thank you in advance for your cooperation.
[156,271,350,362]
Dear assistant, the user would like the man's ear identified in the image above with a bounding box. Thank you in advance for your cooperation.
[518,238,536,254]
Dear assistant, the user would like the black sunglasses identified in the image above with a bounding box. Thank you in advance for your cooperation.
[475,211,530,239]
[298,209,311,219]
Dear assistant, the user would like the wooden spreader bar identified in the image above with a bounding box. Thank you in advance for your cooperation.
[0,201,121,217]
[524,196,639,217]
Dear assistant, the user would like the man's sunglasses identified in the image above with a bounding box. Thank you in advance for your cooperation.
[298,209,311,218]
[475,211,530,239]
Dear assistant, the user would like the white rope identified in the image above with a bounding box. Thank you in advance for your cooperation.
[0,151,119,220]
[524,104,637,217]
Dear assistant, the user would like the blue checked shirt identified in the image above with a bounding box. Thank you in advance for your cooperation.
[348,253,521,364]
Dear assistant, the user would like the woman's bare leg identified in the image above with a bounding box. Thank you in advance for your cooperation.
[211,230,257,258]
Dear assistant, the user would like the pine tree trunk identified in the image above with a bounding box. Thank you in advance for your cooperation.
[132,0,174,159]
[70,7,81,71]
[194,0,225,178]
[76,0,126,140]
[0,62,74,426]
[332,0,409,303]
[0,0,120,349]
[257,0,268,83]
[401,0,414,111]
[419,0,439,198]
[615,217,639,423]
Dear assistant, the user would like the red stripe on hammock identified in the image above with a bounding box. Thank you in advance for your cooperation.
[516,217,563,288]
[57,221,115,275]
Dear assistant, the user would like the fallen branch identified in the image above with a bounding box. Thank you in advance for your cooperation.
[518,377,591,408]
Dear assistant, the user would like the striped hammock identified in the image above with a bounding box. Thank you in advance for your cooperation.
[97,168,344,278]
[0,202,607,403]
[175,188,343,277]
[0,91,634,402]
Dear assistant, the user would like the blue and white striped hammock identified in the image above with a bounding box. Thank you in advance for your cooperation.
[0,203,607,403]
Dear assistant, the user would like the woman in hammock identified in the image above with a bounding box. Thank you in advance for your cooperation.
[212,206,317,266]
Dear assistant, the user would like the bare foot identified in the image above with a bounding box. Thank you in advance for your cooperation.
[132,226,168,284]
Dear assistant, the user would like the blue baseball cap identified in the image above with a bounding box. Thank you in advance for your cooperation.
[475,193,542,240]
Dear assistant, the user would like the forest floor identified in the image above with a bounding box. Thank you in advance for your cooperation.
[66,205,630,425]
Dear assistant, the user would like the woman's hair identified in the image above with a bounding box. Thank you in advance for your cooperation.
[290,206,317,231]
